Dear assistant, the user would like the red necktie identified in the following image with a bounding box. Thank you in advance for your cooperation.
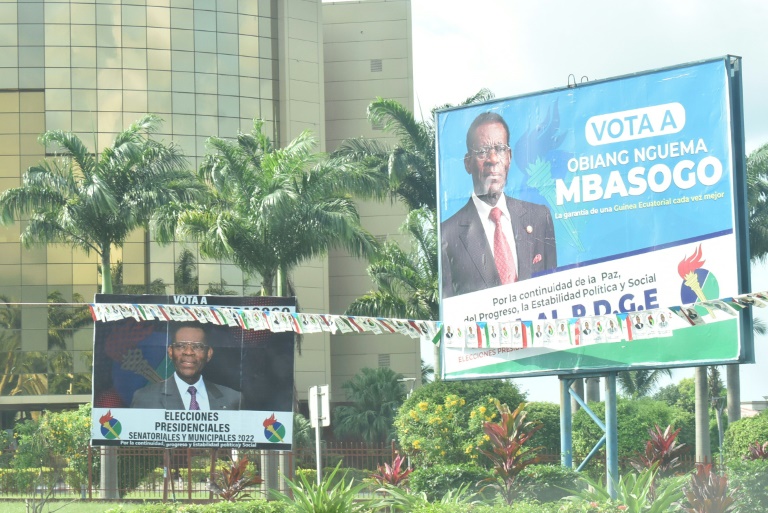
[489,207,517,283]
[188,386,200,410]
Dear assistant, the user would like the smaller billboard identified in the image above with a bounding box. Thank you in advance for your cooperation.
[91,294,295,450]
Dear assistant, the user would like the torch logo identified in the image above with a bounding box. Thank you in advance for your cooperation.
[678,245,719,306]
[263,414,286,443]
[99,410,122,440]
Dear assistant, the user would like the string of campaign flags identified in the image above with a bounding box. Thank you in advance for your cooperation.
[84,290,766,350]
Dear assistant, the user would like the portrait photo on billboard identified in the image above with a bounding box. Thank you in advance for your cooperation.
[437,57,750,380]
[91,294,295,449]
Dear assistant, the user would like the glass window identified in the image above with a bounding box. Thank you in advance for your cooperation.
[216,0,237,14]
[171,115,195,136]
[194,30,216,51]
[0,132,19,153]
[147,6,171,28]
[194,73,216,94]
[257,0,271,17]
[19,24,45,47]
[46,264,72,284]
[239,97,259,119]
[218,117,239,138]
[97,132,119,152]
[19,113,44,135]
[217,32,237,55]
[260,79,274,100]
[195,116,217,137]
[45,2,69,23]
[44,24,70,46]
[123,69,147,91]
[45,89,71,111]
[171,49,194,72]
[70,3,96,24]
[258,15,273,38]
[238,14,258,36]
[44,67,71,89]
[22,264,47,286]
[259,36,274,60]
[172,92,194,114]
[147,70,172,90]
[218,95,238,118]
[122,88,146,110]
[193,9,215,31]
[71,24,96,47]
[71,68,97,89]
[122,5,147,26]
[71,47,96,68]
[72,89,97,111]
[148,91,172,114]
[19,69,44,89]
[217,74,238,96]
[0,5,18,24]
[97,90,123,111]
[217,12,237,33]
[17,3,43,24]
[147,49,171,70]
[19,47,44,68]
[0,50,19,75]
[96,4,120,26]
[97,47,122,68]
[238,0,258,16]
[194,52,216,74]
[45,47,71,68]
[20,92,44,113]
[123,48,147,69]
[217,54,238,76]
[72,263,97,285]
[239,77,259,98]
[19,134,42,157]
[72,111,96,133]
[239,56,259,78]
[0,24,18,46]
[170,8,193,29]
[239,35,258,58]
[171,71,194,92]
[97,25,122,48]
[195,94,216,116]
[123,26,147,48]
[97,69,123,90]
[171,28,193,50]
[147,27,171,50]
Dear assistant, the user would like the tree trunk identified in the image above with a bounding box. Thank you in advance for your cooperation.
[261,270,275,296]
[101,248,112,294]
[727,364,740,423]
[585,377,600,403]
[694,366,712,463]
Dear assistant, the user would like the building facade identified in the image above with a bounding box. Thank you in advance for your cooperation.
[0,0,416,422]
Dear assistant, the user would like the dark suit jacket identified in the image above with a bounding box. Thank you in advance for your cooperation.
[441,196,557,298]
[131,376,241,410]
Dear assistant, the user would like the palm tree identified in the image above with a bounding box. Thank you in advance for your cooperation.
[724,143,768,423]
[333,89,494,211]
[617,368,672,399]
[332,367,406,443]
[154,119,383,296]
[0,115,199,293]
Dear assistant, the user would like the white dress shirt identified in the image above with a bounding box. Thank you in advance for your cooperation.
[173,373,211,410]
[471,192,519,276]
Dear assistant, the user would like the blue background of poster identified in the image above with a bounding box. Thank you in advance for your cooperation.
[436,59,734,269]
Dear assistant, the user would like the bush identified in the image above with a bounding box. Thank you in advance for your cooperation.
[723,412,768,460]
[395,380,525,466]
[524,402,561,455]
[727,457,768,513]
[106,499,291,513]
[516,464,581,503]
[294,466,370,488]
[572,398,691,473]
[409,463,492,501]
[402,502,615,513]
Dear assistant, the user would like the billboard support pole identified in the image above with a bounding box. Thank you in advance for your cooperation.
[559,377,573,468]
[605,373,619,500]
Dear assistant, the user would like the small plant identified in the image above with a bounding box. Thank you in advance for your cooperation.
[745,441,768,460]
[371,454,412,487]
[208,455,263,501]
[377,481,478,511]
[476,401,543,504]
[631,424,688,476]
[271,462,383,513]
[681,463,737,513]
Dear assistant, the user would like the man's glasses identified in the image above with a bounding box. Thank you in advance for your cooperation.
[171,342,208,352]
[470,144,510,159]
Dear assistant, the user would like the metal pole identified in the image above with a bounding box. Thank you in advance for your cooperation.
[315,414,322,485]
[605,373,618,499]
[560,377,573,468]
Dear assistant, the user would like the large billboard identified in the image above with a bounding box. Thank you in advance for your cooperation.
[437,57,751,380]
[91,294,295,449]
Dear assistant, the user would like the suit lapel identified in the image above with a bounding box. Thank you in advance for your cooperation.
[163,378,186,410]
[458,201,500,287]
[507,197,534,280]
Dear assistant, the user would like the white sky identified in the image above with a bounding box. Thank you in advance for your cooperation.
[411,0,768,402]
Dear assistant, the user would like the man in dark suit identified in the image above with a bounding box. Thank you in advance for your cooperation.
[441,112,557,298]
[131,322,241,410]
